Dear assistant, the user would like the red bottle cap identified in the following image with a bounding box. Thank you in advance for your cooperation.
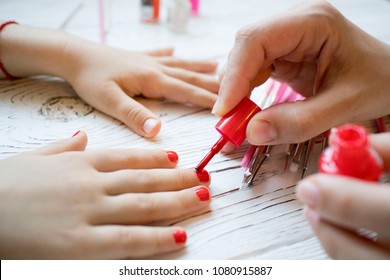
[215,97,261,147]
[319,124,383,181]
[195,97,261,171]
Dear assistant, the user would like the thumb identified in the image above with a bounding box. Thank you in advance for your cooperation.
[113,93,161,138]
[246,91,346,145]
[29,130,88,155]
[92,84,162,138]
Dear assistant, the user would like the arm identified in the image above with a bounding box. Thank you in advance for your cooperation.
[0,23,219,137]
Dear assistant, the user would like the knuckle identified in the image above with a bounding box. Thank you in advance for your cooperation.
[304,1,343,29]
[175,169,195,189]
[111,228,140,252]
[287,105,313,143]
[141,69,161,83]
[124,105,146,124]
[235,24,256,43]
[136,194,158,218]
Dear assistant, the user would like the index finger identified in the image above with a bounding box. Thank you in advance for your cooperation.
[213,1,336,116]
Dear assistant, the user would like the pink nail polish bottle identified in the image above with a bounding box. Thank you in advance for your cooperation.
[189,0,200,16]
[196,97,261,171]
[319,124,383,181]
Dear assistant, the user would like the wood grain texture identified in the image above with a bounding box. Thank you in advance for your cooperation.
[1,0,390,260]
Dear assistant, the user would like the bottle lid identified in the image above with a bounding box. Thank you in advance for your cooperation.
[215,97,261,147]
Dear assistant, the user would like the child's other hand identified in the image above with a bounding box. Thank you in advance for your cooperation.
[64,44,219,138]
[0,131,211,259]
[296,132,390,259]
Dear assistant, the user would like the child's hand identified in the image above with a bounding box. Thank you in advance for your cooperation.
[1,24,218,138]
[296,132,390,259]
[63,43,219,138]
[0,131,211,259]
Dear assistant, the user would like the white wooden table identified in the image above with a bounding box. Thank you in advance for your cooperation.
[1,0,389,259]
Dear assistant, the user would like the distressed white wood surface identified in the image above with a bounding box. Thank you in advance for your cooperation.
[1,0,389,259]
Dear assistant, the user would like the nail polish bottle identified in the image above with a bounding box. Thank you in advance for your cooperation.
[189,0,200,16]
[319,124,383,181]
[140,0,160,23]
[196,97,261,171]
[167,0,190,33]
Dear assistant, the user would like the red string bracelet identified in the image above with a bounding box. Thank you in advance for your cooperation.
[0,20,21,81]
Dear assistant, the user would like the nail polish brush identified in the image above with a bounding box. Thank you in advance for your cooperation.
[195,97,261,171]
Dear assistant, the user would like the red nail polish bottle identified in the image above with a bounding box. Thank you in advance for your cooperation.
[140,0,160,23]
[319,124,383,181]
[196,97,261,171]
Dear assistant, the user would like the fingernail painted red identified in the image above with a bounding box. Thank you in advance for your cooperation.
[173,230,187,244]
[167,151,178,163]
[196,169,210,183]
[72,130,80,137]
[195,186,210,201]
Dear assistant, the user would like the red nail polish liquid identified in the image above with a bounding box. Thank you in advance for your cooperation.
[173,230,187,244]
[167,151,179,163]
[319,124,383,181]
[195,186,210,201]
[196,97,261,171]
[196,169,210,183]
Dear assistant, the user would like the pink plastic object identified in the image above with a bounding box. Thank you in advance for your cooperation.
[190,0,199,15]
[319,124,383,181]
[196,97,261,171]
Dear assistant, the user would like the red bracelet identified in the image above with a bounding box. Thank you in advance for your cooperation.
[0,20,21,81]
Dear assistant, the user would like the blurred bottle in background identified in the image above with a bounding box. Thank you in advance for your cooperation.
[140,0,160,23]
[167,0,190,33]
[189,0,200,16]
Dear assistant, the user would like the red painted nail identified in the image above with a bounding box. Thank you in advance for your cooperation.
[196,169,209,183]
[173,230,187,244]
[72,130,80,137]
[167,151,178,163]
[195,186,210,201]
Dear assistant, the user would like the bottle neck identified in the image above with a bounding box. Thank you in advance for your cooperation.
[330,125,369,169]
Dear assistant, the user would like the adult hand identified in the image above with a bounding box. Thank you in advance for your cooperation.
[213,0,390,145]
[296,132,390,259]
[0,131,211,259]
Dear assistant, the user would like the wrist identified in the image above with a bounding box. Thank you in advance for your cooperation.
[0,24,91,80]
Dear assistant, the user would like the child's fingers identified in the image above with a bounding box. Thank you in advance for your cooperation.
[27,130,88,156]
[93,186,210,225]
[304,207,390,259]
[297,174,390,239]
[157,57,218,73]
[88,226,187,259]
[94,84,161,138]
[160,76,217,108]
[101,168,210,195]
[163,67,220,93]
[86,149,179,172]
